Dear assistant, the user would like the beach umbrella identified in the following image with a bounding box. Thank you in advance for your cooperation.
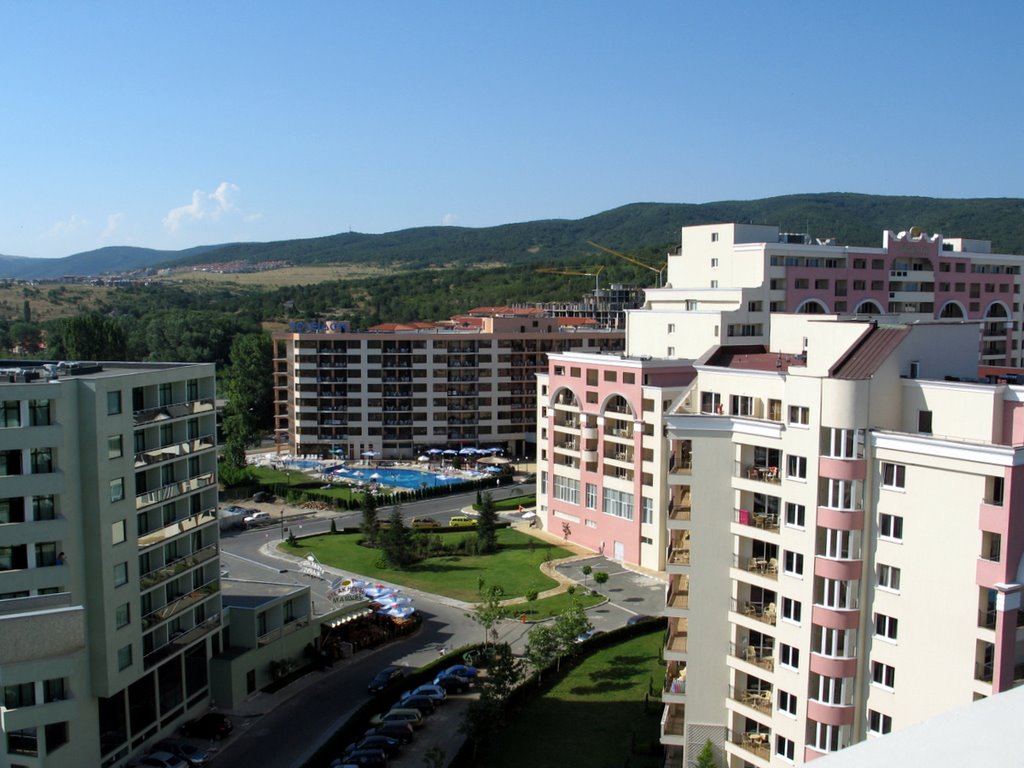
[442,449,458,455]
[369,472,381,480]
[427,448,443,454]
[521,511,537,519]
[418,455,430,462]
[361,450,380,457]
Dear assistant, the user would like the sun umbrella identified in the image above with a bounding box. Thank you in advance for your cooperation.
[361,450,380,457]
[427,448,443,454]
[363,585,396,599]
[442,449,458,455]
[369,473,381,480]
[418,455,430,462]
[521,511,537,519]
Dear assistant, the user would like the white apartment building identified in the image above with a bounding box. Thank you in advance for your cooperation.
[273,309,624,459]
[0,361,221,768]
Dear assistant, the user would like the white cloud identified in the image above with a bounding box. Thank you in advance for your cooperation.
[441,213,458,226]
[102,212,124,239]
[47,213,89,238]
[162,182,246,232]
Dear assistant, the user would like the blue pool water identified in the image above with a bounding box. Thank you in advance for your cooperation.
[330,466,475,490]
[286,459,323,470]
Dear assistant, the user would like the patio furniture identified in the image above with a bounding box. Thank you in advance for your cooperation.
[767,558,778,575]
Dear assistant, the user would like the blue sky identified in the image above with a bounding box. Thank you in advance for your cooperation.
[1,1,1021,258]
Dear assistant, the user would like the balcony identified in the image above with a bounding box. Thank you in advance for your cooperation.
[737,463,780,485]
[257,617,311,647]
[668,576,689,610]
[143,615,221,669]
[134,434,216,468]
[730,685,773,714]
[135,472,216,510]
[666,618,688,655]
[141,577,220,631]
[133,397,215,427]
[734,508,780,534]
[738,600,777,626]
[140,544,218,590]
[731,642,775,672]
[668,492,691,524]
[736,554,778,580]
[729,729,770,762]
[137,509,217,549]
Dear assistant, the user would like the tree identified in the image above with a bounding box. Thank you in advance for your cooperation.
[220,333,274,464]
[360,492,379,546]
[476,491,498,553]
[581,564,592,585]
[525,623,562,679]
[380,505,413,567]
[49,314,128,360]
[468,584,506,646]
[478,642,522,704]
[553,597,592,655]
[8,322,41,354]
[593,571,609,589]
[695,739,717,768]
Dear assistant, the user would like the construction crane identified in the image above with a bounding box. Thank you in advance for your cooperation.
[586,241,667,287]
[535,265,605,292]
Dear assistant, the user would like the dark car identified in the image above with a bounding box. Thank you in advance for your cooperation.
[155,739,210,766]
[180,712,233,740]
[432,673,470,693]
[439,663,478,679]
[252,490,275,503]
[364,722,414,744]
[367,666,406,694]
[626,614,654,625]
[345,735,401,757]
[575,629,607,643]
[394,694,435,715]
[340,748,387,767]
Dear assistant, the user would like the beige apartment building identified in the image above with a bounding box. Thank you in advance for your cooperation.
[0,361,221,768]
[273,308,624,459]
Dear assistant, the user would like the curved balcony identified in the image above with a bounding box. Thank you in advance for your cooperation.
[807,699,855,727]
[813,557,863,581]
[815,506,864,531]
[811,604,860,630]
[818,456,866,481]
[809,652,858,679]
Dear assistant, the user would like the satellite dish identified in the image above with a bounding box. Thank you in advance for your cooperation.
[909,226,922,238]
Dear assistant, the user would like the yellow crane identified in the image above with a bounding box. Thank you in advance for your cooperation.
[586,240,667,287]
[535,265,605,292]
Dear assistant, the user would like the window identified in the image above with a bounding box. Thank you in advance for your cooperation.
[35,542,57,567]
[918,410,932,434]
[110,477,125,503]
[43,678,67,703]
[0,498,23,524]
[783,551,804,576]
[731,395,754,416]
[107,390,122,415]
[782,597,802,624]
[786,455,807,480]
[667,323,675,333]
[45,721,69,754]
[29,399,51,426]
[787,405,809,425]
[700,391,721,413]
[115,602,130,628]
[552,475,579,504]
[32,495,55,521]
[622,373,635,384]
[871,661,895,689]
[641,497,653,524]
[187,378,199,401]
[108,435,123,459]
[30,448,52,474]
[0,400,20,428]
[875,613,898,640]
[111,520,126,545]
[113,561,128,587]
[878,564,901,591]
[826,427,860,458]
[7,726,38,757]
[603,488,634,521]
[710,280,718,289]
[159,382,173,406]
[778,644,799,670]
[585,483,597,510]
[777,689,797,716]
[775,736,795,761]
[4,682,35,708]
[667,346,675,357]
[785,502,805,529]
[879,513,903,540]
[881,462,905,489]
[117,644,133,671]
[711,232,719,242]
[868,710,893,735]
[871,259,884,270]
[603,370,617,382]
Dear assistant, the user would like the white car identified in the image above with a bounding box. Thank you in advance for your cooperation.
[243,510,271,526]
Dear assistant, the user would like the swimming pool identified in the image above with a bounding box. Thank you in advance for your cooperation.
[330,466,471,490]
[285,459,323,470]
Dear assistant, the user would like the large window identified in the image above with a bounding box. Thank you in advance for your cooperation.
[551,475,579,505]
[30,448,52,474]
[785,502,805,529]
[602,488,634,521]
[878,564,901,591]
[871,661,895,689]
[107,391,122,416]
[641,497,653,524]
[0,400,20,428]
[585,483,596,510]
[28,399,51,426]
[875,613,898,641]
[786,455,807,480]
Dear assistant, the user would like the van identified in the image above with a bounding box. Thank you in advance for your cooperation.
[448,515,478,528]
[369,708,424,728]
[410,517,440,529]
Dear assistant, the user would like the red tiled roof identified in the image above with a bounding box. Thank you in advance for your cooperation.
[705,345,805,373]
[829,325,910,379]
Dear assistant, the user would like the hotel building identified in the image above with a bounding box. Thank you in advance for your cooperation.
[272,308,624,460]
[0,361,221,767]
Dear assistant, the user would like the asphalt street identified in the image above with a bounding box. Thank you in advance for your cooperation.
[208,484,666,768]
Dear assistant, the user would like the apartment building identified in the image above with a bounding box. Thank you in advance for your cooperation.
[273,308,624,459]
[0,360,221,768]
[630,223,1024,369]
[661,314,1024,766]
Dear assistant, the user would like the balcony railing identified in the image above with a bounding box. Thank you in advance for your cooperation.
[257,617,311,647]
[141,577,220,630]
[133,435,216,468]
[143,615,221,669]
[734,508,780,534]
[735,554,779,579]
[730,685,773,714]
[737,462,781,484]
[668,582,689,609]
[729,728,770,760]
[731,642,775,671]
[135,472,215,510]
[735,599,777,625]
[140,544,218,591]
[133,397,215,427]
[137,509,217,549]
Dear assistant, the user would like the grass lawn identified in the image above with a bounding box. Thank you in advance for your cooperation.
[476,629,665,768]
[512,590,604,621]
[279,528,574,601]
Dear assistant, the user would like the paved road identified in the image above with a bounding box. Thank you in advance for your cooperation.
[208,484,665,768]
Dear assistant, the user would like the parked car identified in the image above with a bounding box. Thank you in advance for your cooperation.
[344,735,401,757]
[140,751,188,768]
[368,708,423,729]
[440,663,478,679]
[447,515,477,527]
[243,510,272,526]
[180,712,233,740]
[394,694,435,715]
[432,673,471,693]
[626,614,654,626]
[575,629,607,643]
[402,684,447,703]
[252,491,275,503]
[155,739,210,766]
[367,665,406,693]
[340,750,387,768]
[364,722,414,744]
[409,517,439,529]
